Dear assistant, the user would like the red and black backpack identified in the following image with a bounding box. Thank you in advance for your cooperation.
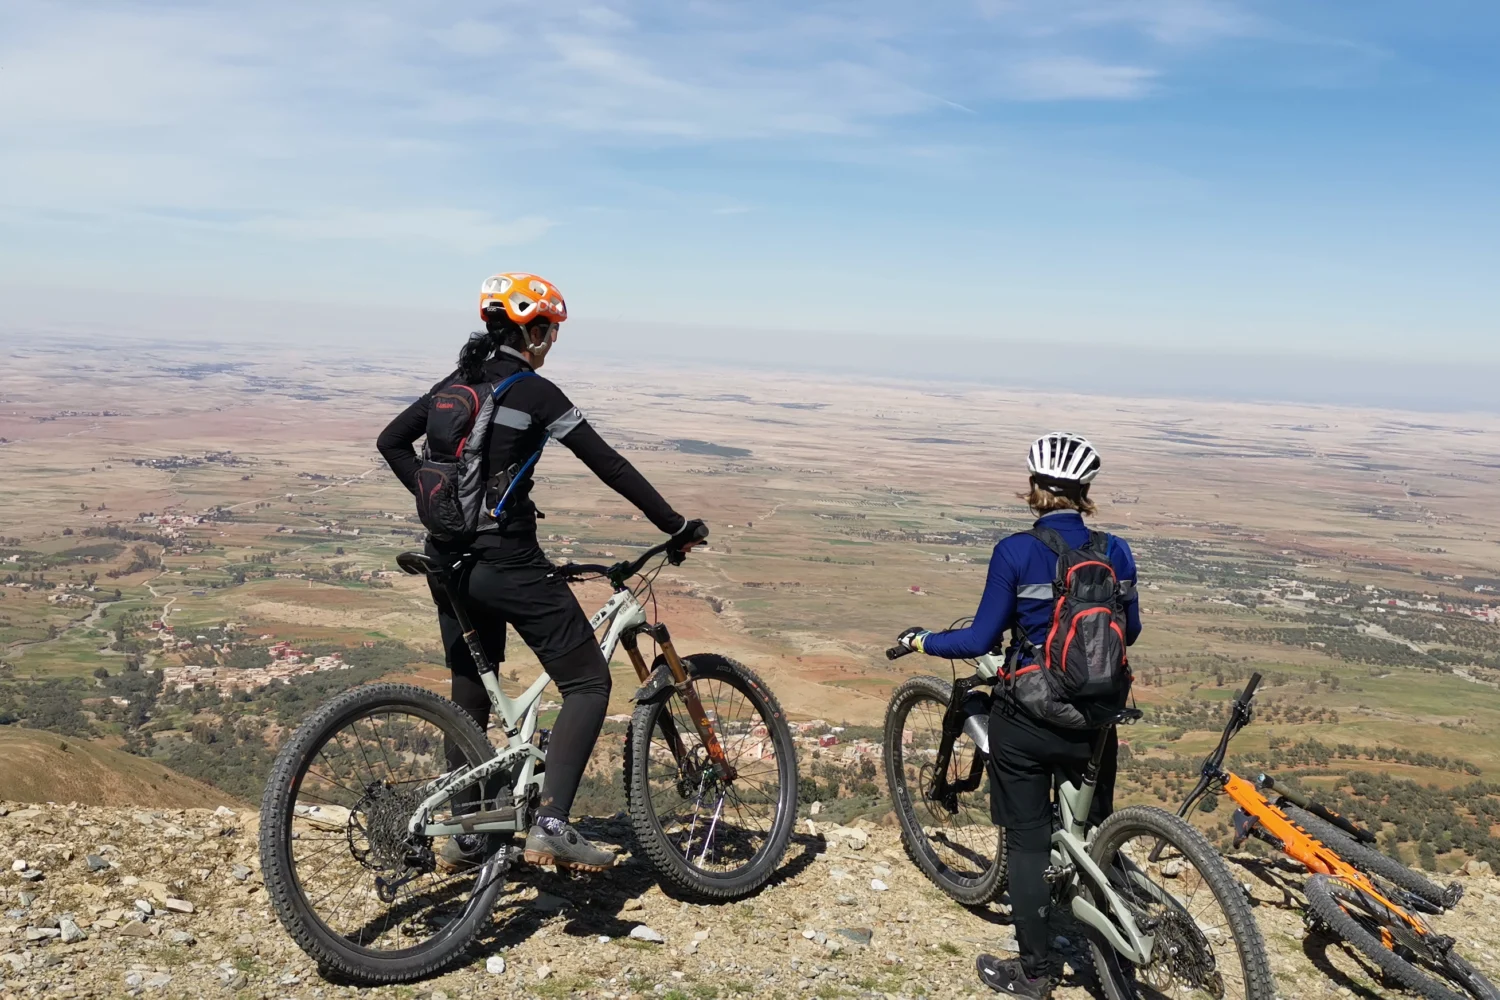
[1004,526,1133,728]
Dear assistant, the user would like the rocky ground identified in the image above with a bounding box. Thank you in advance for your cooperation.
[2,802,1499,1000]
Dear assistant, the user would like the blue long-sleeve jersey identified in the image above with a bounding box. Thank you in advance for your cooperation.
[922,511,1142,661]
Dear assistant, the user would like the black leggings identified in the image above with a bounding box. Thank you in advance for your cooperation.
[429,538,610,825]
[988,705,1117,978]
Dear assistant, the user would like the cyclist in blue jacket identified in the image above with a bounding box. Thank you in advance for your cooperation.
[896,432,1141,998]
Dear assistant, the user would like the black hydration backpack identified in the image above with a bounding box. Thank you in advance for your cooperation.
[413,371,539,543]
[1003,526,1133,729]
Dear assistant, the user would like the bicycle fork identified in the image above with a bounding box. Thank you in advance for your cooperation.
[623,625,738,782]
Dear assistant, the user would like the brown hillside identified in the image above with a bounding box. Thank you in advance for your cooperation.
[0,728,241,809]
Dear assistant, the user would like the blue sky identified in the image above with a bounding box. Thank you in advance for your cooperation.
[2,1,1498,363]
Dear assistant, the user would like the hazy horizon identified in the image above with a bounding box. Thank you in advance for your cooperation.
[4,288,1497,416]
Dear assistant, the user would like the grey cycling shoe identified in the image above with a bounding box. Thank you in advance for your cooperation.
[523,822,620,872]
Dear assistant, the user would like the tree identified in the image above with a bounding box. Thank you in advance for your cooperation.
[1419,840,1437,871]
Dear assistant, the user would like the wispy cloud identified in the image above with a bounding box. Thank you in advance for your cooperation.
[1007,56,1159,100]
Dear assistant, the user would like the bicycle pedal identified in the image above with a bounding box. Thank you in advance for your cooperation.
[1043,865,1073,884]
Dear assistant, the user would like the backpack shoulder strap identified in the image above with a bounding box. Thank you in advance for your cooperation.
[1025,526,1071,558]
[1085,530,1112,558]
[491,370,539,401]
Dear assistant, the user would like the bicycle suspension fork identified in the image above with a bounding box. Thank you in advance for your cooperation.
[622,624,738,781]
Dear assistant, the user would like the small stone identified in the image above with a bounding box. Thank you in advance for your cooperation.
[162,898,194,914]
[125,972,144,988]
[134,899,153,914]
[120,921,154,938]
[847,829,869,850]
[802,928,816,939]
[622,896,645,912]
[813,931,828,945]
[59,917,87,943]
[836,894,856,906]
[144,972,172,989]
[24,927,62,942]
[805,819,818,836]
[122,875,140,886]
[870,878,889,892]
[693,930,710,942]
[836,927,873,946]
[227,972,248,989]
[19,869,44,882]
[11,859,28,872]
[829,868,851,882]
[230,864,252,882]
[214,805,236,818]
[628,925,665,943]
[132,811,155,826]
[167,930,195,945]
[684,940,699,955]
[431,991,449,1000]
[873,863,892,877]
[597,935,609,943]
[18,891,35,907]
[810,801,822,816]
[536,964,552,981]
[86,854,110,872]
[1161,859,1186,878]
[486,955,506,975]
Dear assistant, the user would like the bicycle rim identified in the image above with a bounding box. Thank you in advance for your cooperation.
[636,664,790,882]
[888,678,1003,899]
[279,703,500,956]
[1093,809,1269,1000]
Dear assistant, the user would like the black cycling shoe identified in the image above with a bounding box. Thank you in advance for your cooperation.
[435,833,489,873]
[524,822,619,872]
[977,954,1057,998]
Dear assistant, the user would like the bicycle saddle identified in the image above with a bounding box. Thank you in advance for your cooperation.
[396,551,441,577]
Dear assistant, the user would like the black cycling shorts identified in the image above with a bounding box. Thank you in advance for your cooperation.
[426,535,595,671]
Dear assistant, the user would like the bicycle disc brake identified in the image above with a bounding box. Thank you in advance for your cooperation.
[1150,906,1223,998]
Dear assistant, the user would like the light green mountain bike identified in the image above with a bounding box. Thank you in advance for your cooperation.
[886,640,1274,1000]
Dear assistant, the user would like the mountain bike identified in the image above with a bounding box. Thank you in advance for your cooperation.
[886,641,1274,1000]
[1174,672,1497,1000]
[259,529,798,984]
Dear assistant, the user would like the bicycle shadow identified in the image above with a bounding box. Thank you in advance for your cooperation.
[1301,928,1387,1000]
[470,819,826,953]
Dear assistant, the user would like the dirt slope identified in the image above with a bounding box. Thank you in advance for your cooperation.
[0,730,239,810]
[3,803,1499,999]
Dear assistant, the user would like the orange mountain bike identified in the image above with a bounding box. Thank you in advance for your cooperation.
[1173,673,1497,1000]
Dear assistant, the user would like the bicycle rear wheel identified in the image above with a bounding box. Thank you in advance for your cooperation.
[1281,803,1459,910]
[259,683,507,983]
[883,675,1005,905]
[1305,874,1499,1000]
[627,654,798,899]
[1088,805,1274,1000]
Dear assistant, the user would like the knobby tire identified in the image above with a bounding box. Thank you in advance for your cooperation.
[882,674,1006,906]
[1090,805,1275,1000]
[627,654,798,899]
[1304,874,1498,1000]
[259,683,506,984]
[1280,803,1458,910]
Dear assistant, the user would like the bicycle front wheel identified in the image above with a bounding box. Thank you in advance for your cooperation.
[627,654,798,899]
[883,675,1005,905]
[259,683,507,984]
[1305,874,1499,1000]
[1088,805,1275,1000]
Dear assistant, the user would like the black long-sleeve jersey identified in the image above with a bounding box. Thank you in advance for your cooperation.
[377,349,685,544]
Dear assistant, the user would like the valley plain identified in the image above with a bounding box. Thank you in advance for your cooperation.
[3,330,1500,868]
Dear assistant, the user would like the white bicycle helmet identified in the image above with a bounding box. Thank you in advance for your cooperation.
[1027,432,1101,491]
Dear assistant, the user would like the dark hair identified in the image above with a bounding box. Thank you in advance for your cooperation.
[456,316,527,382]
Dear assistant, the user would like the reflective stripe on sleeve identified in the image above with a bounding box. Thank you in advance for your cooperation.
[1017,583,1053,600]
[491,406,531,430]
[547,407,586,440]
[1118,579,1138,599]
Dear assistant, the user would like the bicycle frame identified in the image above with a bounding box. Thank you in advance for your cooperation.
[407,557,732,838]
[1051,725,1157,968]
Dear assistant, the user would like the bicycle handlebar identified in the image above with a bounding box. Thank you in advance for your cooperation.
[886,645,914,660]
[1238,672,1262,707]
[554,522,710,587]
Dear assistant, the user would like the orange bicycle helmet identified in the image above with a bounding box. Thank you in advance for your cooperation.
[478,273,567,325]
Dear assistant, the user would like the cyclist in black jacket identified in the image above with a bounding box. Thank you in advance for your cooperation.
[378,272,702,872]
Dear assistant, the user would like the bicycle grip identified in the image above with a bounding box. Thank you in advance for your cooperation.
[886,645,914,660]
[1239,672,1262,703]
